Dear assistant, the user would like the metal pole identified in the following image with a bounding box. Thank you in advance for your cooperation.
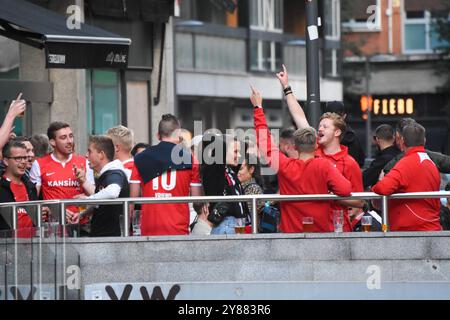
[365,56,372,159]
[60,203,66,227]
[11,205,17,230]
[381,195,389,232]
[305,0,321,127]
[61,202,66,300]
[11,205,18,299]
[37,205,42,229]
[251,198,258,234]
[123,201,129,237]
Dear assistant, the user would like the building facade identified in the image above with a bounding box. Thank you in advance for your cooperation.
[0,0,174,151]
[342,0,450,155]
[174,0,344,133]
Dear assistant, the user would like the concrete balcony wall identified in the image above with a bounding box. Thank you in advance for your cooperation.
[4,232,450,299]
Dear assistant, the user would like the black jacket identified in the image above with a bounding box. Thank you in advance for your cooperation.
[0,174,38,231]
[201,134,249,219]
[90,168,130,237]
[341,125,366,168]
[440,205,450,230]
[363,145,401,189]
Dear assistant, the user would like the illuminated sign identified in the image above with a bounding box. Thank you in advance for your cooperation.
[360,96,414,117]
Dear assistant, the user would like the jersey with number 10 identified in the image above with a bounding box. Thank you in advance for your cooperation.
[130,165,202,236]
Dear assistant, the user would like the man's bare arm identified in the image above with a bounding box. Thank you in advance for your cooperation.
[0,93,26,150]
[276,64,310,129]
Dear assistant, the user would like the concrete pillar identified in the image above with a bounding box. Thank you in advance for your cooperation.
[47,0,88,153]
[127,81,150,144]
[19,43,50,136]
[150,17,175,144]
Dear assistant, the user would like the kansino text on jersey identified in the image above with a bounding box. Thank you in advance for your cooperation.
[47,179,80,187]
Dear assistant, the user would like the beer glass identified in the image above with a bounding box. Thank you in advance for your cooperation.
[133,210,141,236]
[302,217,314,233]
[361,215,372,232]
[333,210,344,233]
[234,218,246,234]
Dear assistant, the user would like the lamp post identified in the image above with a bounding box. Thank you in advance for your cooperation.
[305,0,321,127]
[365,55,372,159]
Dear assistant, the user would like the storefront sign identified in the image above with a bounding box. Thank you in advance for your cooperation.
[360,96,414,116]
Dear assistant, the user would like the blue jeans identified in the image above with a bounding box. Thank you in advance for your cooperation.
[211,216,236,235]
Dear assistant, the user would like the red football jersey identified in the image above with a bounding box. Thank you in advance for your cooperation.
[30,153,94,217]
[131,164,202,236]
[122,158,134,181]
[9,181,33,238]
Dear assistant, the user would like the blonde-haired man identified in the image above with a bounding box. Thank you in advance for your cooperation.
[106,125,135,181]
[276,65,364,231]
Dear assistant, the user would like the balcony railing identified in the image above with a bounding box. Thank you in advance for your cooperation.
[1,191,450,237]
[175,22,307,76]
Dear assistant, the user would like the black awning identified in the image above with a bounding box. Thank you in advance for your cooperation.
[0,0,131,69]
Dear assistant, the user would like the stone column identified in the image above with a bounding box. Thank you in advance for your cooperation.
[48,0,88,153]
[19,43,50,136]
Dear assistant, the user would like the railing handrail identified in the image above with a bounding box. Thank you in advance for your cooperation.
[2,191,450,236]
[1,191,450,208]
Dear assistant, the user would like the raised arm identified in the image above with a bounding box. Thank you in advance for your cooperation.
[0,93,26,150]
[276,65,309,129]
[251,86,286,173]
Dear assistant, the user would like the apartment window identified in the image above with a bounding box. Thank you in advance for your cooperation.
[404,10,448,53]
[180,0,226,25]
[324,48,341,78]
[250,39,282,72]
[324,0,341,40]
[249,0,283,72]
[250,0,283,31]
[87,70,120,135]
[342,0,381,32]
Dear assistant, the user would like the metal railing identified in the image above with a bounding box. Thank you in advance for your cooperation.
[1,191,450,237]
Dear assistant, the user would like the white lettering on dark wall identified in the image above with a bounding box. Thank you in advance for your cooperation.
[48,54,66,64]
[106,52,127,64]
[66,5,81,30]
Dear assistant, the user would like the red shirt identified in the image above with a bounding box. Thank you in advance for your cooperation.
[316,145,364,231]
[30,153,94,221]
[372,146,441,231]
[254,108,352,233]
[131,164,202,236]
[9,180,33,238]
[122,158,134,181]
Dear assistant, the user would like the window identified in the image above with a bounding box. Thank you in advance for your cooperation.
[249,0,283,72]
[342,0,381,32]
[250,39,282,72]
[179,0,226,25]
[250,0,283,32]
[87,70,120,135]
[324,48,341,78]
[324,0,341,41]
[404,10,449,53]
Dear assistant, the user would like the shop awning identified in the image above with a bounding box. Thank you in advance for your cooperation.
[0,0,131,69]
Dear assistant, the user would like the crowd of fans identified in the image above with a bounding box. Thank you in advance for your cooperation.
[1,66,450,238]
